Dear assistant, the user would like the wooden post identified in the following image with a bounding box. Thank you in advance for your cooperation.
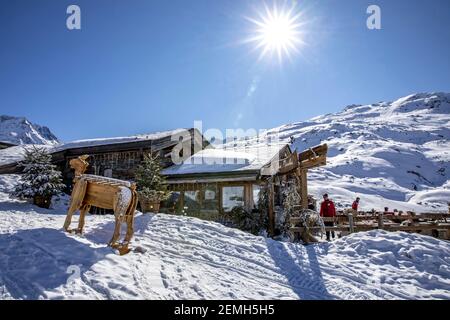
[348,214,355,233]
[179,191,185,214]
[244,183,254,212]
[218,184,223,215]
[268,181,275,237]
[378,212,384,229]
[299,169,308,209]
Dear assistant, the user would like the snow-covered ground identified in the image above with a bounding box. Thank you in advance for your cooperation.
[0,174,449,300]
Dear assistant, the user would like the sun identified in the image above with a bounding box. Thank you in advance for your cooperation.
[246,3,306,63]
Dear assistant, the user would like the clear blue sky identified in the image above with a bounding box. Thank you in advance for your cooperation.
[1,0,449,142]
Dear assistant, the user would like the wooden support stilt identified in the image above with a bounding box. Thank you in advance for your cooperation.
[179,191,185,214]
[348,214,355,233]
[268,181,275,237]
[244,183,254,212]
[218,184,223,215]
[378,212,384,229]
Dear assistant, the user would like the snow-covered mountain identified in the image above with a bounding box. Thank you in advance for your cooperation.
[0,115,59,146]
[278,92,450,211]
[237,92,450,212]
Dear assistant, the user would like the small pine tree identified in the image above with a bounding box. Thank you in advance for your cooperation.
[12,146,65,208]
[229,206,266,235]
[135,153,171,202]
[257,184,270,230]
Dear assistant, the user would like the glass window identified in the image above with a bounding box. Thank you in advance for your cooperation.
[202,185,219,212]
[160,192,182,214]
[253,184,261,208]
[184,191,201,214]
[222,186,244,212]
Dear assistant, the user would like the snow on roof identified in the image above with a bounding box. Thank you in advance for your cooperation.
[52,128,189,152]
[0,129,190,167]
[162,143,288,176]
[0,144,54,166]
[0,141,17,146]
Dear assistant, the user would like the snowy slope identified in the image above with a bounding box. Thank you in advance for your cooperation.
[0,115,59,146]
[0,174,449,300]
[232,93,450,212]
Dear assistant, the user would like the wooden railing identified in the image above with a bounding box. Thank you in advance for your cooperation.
[290,212,450,240]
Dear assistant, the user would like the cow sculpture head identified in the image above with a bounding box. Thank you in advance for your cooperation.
[69,155,90,182]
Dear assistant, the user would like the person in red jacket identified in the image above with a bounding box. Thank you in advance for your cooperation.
[352,197,360,212]
[320,194,336,241]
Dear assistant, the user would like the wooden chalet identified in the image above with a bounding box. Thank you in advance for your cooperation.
[0,127,329,234]
[161,142,328,235]
[50,128,208,187]
[0,128,209,214]
[0,128,207,181]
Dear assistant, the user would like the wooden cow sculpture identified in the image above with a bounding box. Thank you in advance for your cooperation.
[63,155,138,255]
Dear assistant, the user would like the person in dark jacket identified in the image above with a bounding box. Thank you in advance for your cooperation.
[320,194,336,241]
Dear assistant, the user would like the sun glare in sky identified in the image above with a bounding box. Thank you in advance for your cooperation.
[246,2,306,63]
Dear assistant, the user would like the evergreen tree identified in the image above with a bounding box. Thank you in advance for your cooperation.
[229,206,266,235]
[280,182,302,235]
[135,153,171,202]
[12,146,65,208]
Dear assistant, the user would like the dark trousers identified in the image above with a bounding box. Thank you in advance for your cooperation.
[324,221,335,240]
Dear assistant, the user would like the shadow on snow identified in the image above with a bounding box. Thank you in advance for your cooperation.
[266,239,334,300]
[0,227,109,299]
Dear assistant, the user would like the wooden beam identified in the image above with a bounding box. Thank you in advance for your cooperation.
[299,169,308,209]
[299,155,327,169]
[274,144,328,176]
[268,181,275,237]
[378,212,384,229]
[298,144,328,162]
[277,152,299,175]
[179,191,185,213]
[244,183,254,211]
[218,184,223,215]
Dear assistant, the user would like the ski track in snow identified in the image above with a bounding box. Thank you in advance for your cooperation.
[0,175,449,300]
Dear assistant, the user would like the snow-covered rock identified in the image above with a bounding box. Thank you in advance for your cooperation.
[0,115,59,146]
[0,174,448,300]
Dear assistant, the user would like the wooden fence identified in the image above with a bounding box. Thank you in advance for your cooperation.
[290,212,450,241]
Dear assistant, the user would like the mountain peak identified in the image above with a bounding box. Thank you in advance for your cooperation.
[0,115,59,145]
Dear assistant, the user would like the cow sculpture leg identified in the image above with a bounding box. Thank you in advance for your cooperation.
[76,204,91,234]
[63,206,79,232]
[109,217,122,248]
[109,215,135,255]
[123,191,137,245]
[124,215,135,244]
[64,178,88,233]
[107,187,137,255]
